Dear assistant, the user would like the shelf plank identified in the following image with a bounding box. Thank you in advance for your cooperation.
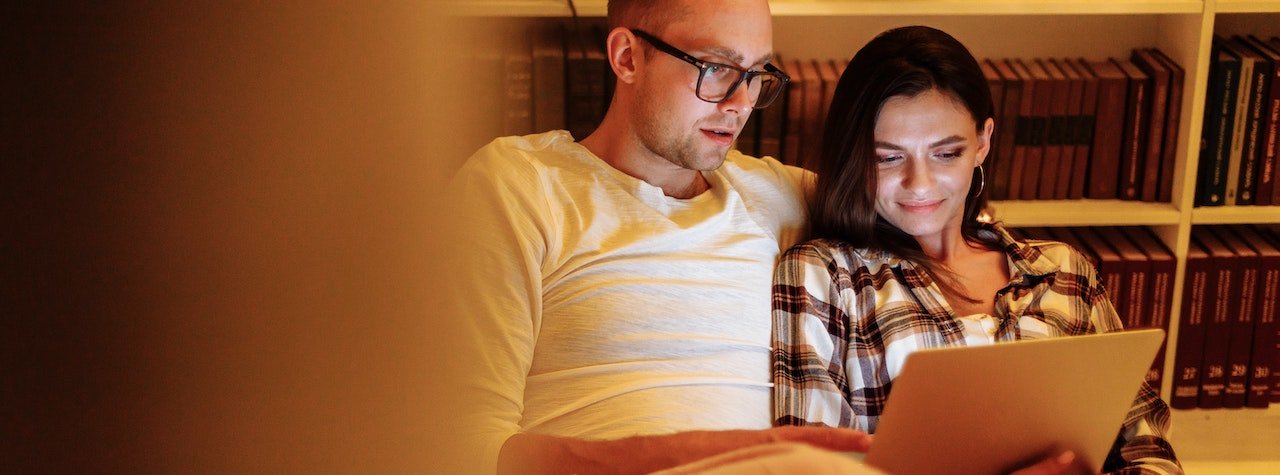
[1191,206,1280,224]
[1170,407,1280,470]
[769,0,1203,15]
[1215,0,1280,13]
[445,0,1205,17]
[990,200,1182,227]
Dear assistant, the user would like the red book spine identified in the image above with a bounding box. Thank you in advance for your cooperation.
[1172,238,1212,409]
[1195,229,1233,409]
[1211,227,1257,408]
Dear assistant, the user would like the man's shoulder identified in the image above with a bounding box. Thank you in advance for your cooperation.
[465,131,576,169]
[718,151,810,201]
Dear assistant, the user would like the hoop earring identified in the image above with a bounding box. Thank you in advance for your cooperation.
[973,165,985,198]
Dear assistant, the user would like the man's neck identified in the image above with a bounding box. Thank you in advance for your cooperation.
[580,116,710,199]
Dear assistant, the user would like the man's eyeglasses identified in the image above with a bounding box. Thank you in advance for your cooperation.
[630,29,789,109]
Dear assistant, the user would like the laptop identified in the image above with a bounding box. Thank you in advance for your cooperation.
[859,329,1165,475]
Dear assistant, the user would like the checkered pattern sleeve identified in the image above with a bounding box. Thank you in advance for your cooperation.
[771,242,858,428]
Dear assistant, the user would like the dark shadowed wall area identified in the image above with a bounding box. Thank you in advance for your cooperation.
[3,2,489,472]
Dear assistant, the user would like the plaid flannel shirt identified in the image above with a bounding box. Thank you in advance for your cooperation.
[772,224,1182,474]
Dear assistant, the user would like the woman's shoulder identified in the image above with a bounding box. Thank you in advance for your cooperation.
[993,225,1097,278]
[781,238,893,269]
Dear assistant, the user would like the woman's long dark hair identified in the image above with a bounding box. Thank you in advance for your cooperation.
[809,25,997,302]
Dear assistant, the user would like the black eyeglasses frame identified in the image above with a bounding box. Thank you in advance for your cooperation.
[629,28,789,109]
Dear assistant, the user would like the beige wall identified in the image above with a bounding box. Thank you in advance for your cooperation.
[4,2,492,472]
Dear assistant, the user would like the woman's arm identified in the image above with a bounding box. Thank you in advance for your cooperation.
[771,244,857,427]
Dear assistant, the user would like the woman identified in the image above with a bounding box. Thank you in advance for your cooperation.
[770,26,1181,474]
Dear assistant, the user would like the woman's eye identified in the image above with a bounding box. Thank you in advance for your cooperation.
[936,149,965,160]
[877,154,902,164]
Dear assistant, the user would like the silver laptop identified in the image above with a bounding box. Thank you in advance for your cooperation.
[860,329,1165,475]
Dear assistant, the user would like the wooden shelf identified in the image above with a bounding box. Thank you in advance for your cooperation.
[445,0,1206,17]
[991,200,1182,227]
[1170,406,1280,473]
[1215,0,1280,13]
[1191,206,1280,224]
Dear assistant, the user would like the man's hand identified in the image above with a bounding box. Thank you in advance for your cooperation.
[1009,450,1079,475]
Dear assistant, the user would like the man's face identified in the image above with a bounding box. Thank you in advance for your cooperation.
[631,0,774,172]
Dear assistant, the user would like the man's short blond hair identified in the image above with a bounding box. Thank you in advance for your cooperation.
[607,0,690,34]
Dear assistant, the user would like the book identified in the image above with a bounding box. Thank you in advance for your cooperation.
[1197,43,1241,207]
[1038,59,1070,200]
[501,40,535,136]
[1130,49,1171,202]
[1126,227,1176,394]
[799,59,825,169]
[1192,227,1234,408]
[563,26,607,140]
[1257,225,1280,404]
[783,58,806,167]
[1220,38,1264,205]
[1094,227,1150,333]
[1013,59,1048,200]
[1069,58,1100,200]
[1111,58,1150,201]
[1171,235,1213,409]
[817,59,841,138]
[1228,225,1279,408]
[1208,226,1258,408]
[992,59,1025,201]
[1084,59,1128,200]
[531,27,567,133]
[1071,227,1126,320]
[981,58,1005,198]
[1240,36,1279,206]
[1269,38,1280,205]
[756,56,789,161]
[1148,48,1185,203]
[1052,58,1085,201]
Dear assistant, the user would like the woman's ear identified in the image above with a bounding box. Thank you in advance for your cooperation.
[975,117,995,166]
[606,27,639,84]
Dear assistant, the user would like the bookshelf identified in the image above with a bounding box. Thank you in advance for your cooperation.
[452,1,1280,471]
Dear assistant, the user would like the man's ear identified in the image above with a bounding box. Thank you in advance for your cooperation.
[606,27,639,84]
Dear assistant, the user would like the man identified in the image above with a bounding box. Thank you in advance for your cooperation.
[443,1,873,473]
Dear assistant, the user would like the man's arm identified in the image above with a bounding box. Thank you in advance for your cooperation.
[498,426,873,475]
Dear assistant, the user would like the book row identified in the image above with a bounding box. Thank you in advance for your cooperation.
[1171,225,1280,409]
[1009,226,1179,399]
[491,25,1191,202]
[1196,35,1280,207]
[1013,225,1280,409]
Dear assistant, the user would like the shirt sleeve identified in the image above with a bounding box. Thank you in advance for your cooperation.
[1081,262,1184,475]
[772,244,855,428]
[441,140,552,475]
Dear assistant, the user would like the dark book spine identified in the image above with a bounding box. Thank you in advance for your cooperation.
[993,60,1024,201]
[1072,58,1098,200]
[1199,252,1232,408]
[1172,243,1211,409]
[1115,59,1148,201]
[1219,230,1256,408]
[1199,51,1239,206]
[1151,49,1185,203]
[1132,51,1169,202]
[1087,61,1126,199]
[1236,55,1268,205]
[1236,226,1279,408]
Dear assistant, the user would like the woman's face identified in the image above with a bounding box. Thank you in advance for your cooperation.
[873,89,992,246]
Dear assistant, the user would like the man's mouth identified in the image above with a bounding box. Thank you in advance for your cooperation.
[702,128,736,145]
